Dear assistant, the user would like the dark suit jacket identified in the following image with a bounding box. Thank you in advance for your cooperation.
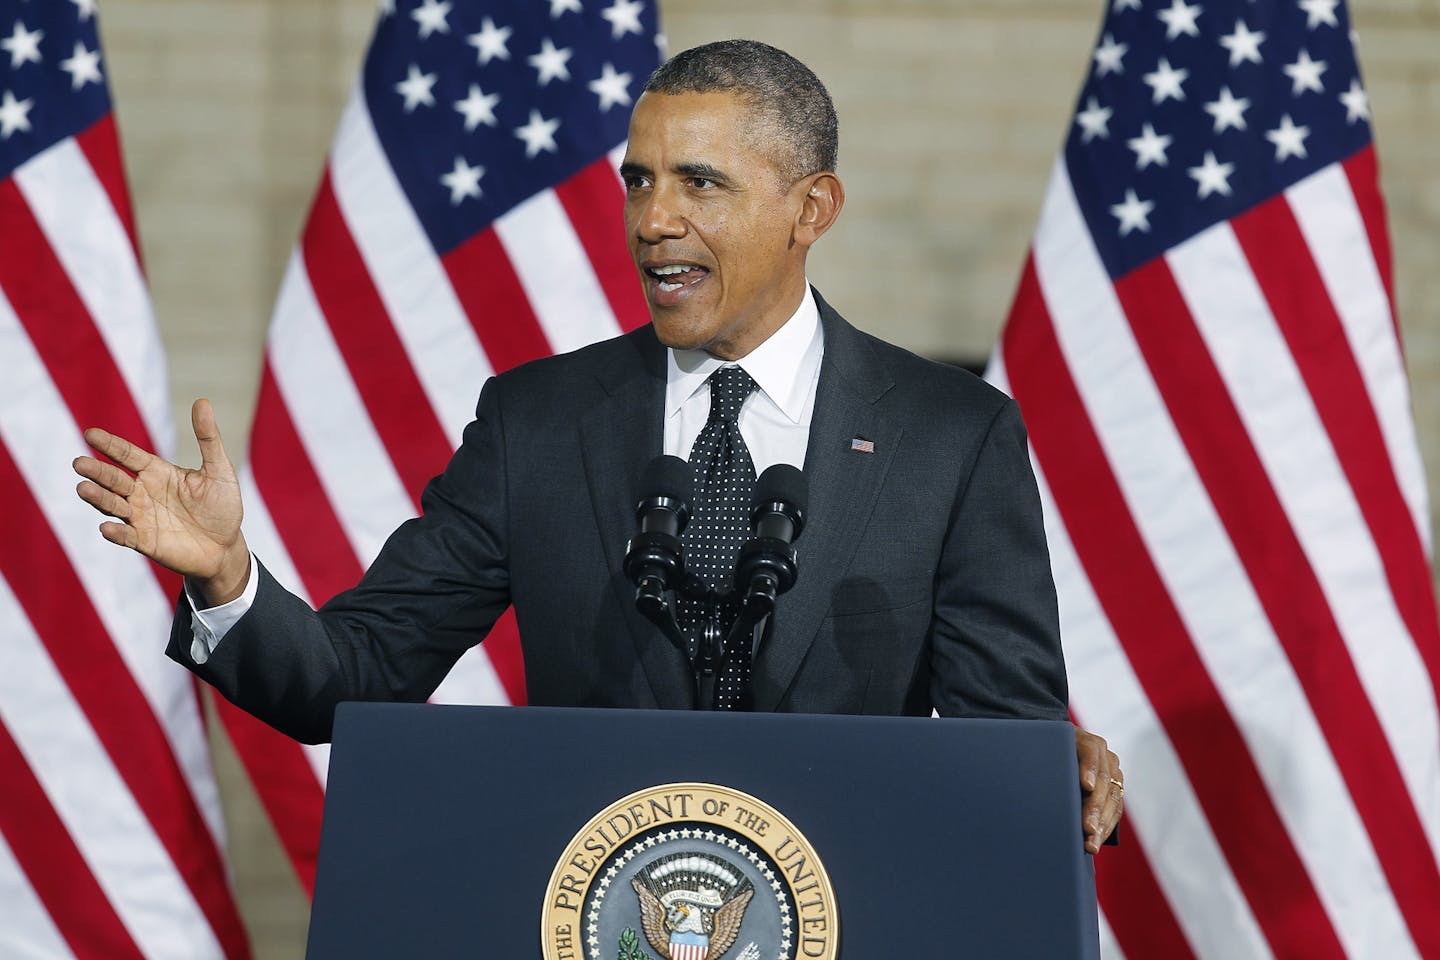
[170,291,1068,743]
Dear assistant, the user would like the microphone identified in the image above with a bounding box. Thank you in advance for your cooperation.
[735,463,807,616]
[624,455,693,623]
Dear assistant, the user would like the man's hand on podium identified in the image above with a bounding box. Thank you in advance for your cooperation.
[1076,726,1123,854]
[74,398,251,607]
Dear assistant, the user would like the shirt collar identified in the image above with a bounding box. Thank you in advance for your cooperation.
[665,285,823,422]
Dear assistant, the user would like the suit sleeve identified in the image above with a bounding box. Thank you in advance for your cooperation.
[927,398,1069,721]
[166,377,515,744]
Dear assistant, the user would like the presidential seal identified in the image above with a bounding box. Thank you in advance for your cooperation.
[541,783,838,960]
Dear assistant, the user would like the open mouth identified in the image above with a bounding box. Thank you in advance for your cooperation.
[646,263,709,293]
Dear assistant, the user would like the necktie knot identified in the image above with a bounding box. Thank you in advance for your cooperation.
[706,365,756,426]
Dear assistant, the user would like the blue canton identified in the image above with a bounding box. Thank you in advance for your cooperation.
[364,0,661,256]
[1065,0,1373,278]
[0,0,110,180]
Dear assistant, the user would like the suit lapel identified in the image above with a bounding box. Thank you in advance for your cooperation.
[578,328,696,709]
[752,293,900,711]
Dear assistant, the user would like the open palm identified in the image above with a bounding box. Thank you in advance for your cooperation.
[74,399,247,590]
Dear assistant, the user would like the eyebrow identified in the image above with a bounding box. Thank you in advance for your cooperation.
[616,160,732,184]
[674,161,727,182]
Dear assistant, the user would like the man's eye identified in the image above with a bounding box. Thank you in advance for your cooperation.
[688,177,715,190]
[622,175,650,191]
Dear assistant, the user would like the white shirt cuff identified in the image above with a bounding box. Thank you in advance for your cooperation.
[185,554,259,664]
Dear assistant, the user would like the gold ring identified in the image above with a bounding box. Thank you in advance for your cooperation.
[1108,777,1124,793]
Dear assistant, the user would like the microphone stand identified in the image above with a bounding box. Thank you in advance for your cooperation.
[632,573,687,653]
[634,574,767,710]
[675,576,727,711]
[673,579,777,711]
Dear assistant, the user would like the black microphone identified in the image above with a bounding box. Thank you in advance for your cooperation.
[735,463,807,616]
[624,455,693,620]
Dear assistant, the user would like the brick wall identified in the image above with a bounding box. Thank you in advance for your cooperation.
[94,1,1438,955]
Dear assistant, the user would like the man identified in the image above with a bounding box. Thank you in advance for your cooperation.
[75,40,1123,852]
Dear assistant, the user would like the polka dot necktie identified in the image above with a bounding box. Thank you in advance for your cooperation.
[679,365,758,710]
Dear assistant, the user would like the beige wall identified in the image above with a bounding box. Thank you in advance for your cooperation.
[95,1,1438,955]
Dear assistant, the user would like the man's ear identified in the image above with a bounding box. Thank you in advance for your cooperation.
[794,172,844,248]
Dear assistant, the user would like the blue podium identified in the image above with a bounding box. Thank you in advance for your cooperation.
[306,703,1100,959]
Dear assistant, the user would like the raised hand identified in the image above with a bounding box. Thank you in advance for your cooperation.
[74,398,250,605]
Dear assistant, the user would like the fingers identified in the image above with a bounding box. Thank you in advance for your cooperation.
[81,426,156,474]
[75,478,133,520]
[97,519,140,551]
[74,452,142,550]
[1075,727,1103,790]
[75,459,145,550]
[73,454,137,497]
[1097,761,1125,840]
[191,399,233,475]
[1083,754,1123,854]
[1076,726,1124,854]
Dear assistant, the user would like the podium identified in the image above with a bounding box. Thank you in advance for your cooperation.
[306,703,1100,959]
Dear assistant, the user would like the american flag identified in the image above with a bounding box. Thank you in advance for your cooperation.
[0,1,251,957]
[989,0,1440,957]
[217,0,661,893]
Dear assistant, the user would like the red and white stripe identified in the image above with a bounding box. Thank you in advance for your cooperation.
[219,77,649,890]
[0,121,250,956]
[990,152,1440,958]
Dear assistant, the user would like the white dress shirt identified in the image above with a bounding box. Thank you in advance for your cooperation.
[664,284,824,473]
[188,283,826,663]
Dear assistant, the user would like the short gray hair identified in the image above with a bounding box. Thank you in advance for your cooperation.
[643,39,839,181]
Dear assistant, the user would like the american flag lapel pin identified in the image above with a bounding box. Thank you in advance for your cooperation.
[850,437,875,454]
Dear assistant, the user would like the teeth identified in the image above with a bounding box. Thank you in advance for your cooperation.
[659,281,683,292]
[650,264,693,276]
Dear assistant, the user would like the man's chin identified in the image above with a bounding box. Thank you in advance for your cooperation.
[649,313,713,353]
[652,330,701,352]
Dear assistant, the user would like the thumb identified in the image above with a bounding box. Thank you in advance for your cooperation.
[191,398,233,476]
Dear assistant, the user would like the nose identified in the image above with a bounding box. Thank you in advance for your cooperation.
[632,186,686,245]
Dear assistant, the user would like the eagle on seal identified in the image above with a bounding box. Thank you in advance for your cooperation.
[630,852,756,960]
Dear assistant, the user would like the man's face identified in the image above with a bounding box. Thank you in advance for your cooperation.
[621,91,811,361]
